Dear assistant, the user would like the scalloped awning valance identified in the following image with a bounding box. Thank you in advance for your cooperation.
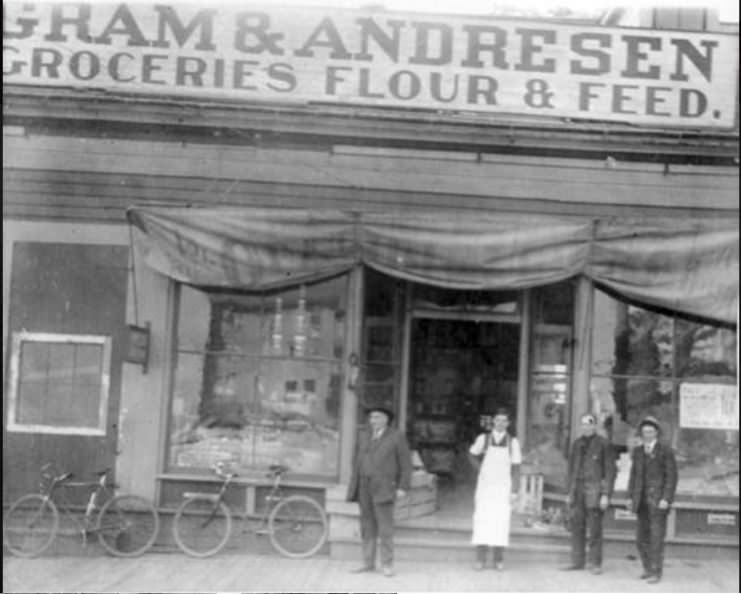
[127,206,738,325]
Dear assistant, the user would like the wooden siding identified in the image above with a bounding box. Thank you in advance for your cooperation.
[3,134,738,223]
[3,243,129,503]
[4,86,738,160]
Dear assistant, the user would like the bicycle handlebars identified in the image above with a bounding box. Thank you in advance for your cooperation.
[40,463,112,486]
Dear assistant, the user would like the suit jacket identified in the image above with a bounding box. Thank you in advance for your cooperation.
[346,426,412,504]
[567,434,616,507]
[627,441,678,513]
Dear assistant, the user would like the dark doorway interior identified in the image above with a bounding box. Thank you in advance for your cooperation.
[406,318,520,516]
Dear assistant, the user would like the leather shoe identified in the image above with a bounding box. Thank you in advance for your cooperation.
[561,565,585,571]
[382,566,394,577]
[350,566,374,573]
[647,575,661,584]
[640,572,653,579]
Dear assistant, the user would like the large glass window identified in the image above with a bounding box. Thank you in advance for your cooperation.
[167,276,348,478]
[361,269,406,420]
[591,289,737,498]
[527,281,575,487]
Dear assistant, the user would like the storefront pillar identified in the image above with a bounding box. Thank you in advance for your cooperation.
[570,276,594,441]
[516,289,531,442]
[117,263,174,501]
[339,264,364,484]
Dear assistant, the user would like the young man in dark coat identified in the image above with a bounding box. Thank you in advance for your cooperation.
[627,415,678,584]
[562,413,615,574]
[346,405,412,577]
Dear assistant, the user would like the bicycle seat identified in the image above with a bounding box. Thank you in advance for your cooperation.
[93,468,110,477]
[267,464,290,476]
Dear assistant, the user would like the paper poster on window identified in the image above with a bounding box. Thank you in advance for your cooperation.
[679,383,738,430]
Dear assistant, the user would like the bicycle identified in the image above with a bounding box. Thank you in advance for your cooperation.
[3,463,160,558]
[172,463,328,559]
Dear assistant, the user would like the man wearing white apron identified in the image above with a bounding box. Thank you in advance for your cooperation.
[468,408,522,570]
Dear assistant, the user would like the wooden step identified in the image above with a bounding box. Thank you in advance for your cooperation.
[329,527,739,563]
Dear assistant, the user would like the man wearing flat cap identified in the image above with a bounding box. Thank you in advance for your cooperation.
[562,412,615,574]
[627,415,678,584]
[346,405,412,577]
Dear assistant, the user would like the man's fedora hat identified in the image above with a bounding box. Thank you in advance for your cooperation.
[638,415,661,432]
[365,405,394,423]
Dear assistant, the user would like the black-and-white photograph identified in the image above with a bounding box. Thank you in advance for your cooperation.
[3,0,738,592]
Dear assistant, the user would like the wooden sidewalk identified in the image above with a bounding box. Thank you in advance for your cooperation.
[4,550,739,593]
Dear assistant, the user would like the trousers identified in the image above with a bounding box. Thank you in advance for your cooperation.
[636,501,668,577]
[358,477,395,568]
[476,545,504,563]
[569,488,604,568]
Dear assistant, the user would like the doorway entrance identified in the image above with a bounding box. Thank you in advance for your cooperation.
[405,317,520,517]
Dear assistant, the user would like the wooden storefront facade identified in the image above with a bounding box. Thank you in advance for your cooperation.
[3,3,738,551]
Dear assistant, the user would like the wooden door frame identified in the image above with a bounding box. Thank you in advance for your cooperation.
[398,290,530,442]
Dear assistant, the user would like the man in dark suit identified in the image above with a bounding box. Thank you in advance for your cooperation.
[562,412,615,574]
[346,405,412,577]
[627,415,678,584]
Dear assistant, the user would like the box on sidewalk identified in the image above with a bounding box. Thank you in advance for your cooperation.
[326,469,438,540]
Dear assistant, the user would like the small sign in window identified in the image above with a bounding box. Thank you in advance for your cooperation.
[707,513,736,526]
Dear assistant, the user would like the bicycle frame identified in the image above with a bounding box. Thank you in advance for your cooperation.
[43,470,114,545]
[6,463,161,559]
[182,465,286,534]
[173,463,327,559]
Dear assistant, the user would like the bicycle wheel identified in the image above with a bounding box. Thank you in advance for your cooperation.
[96,494,160,557]
[172,498,232,558]
[3,494,59,557]
[268,495,327,558]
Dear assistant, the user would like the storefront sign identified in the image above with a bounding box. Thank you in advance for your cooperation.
[3,3,738,128]
[707,513,736,526]
[679,383,738,430]
[124,322,150,372]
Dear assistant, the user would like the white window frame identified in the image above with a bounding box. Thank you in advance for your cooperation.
[6,331,112,436]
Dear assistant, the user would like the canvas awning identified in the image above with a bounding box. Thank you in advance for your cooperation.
[126,206,738,325]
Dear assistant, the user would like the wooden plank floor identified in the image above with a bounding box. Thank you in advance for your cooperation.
[4,550,739,593]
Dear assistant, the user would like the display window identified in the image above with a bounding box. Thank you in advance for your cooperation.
[167,276,348,478]
[591,289,737,498]
[527,280,575,487]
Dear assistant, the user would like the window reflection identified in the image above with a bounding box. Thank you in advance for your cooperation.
[675,319,737,378]
[592,297,673,378]
[591,289,738,497]
[168,276,347,478]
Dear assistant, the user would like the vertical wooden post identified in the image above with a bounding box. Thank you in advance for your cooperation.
[245,485,256,515]
[154,279,177,503]
[339,264,364,485]
[571,276,594,444]
[517,289,531,445]
[397,282,412,433]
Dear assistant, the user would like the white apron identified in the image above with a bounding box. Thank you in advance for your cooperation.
[471,438,513,546]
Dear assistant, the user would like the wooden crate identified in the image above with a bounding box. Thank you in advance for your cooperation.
[326,470,438,541]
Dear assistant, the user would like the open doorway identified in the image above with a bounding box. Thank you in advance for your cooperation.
[406,317,520,518]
